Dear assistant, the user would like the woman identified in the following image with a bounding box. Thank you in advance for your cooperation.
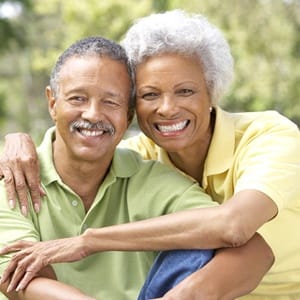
[1,10,300,299]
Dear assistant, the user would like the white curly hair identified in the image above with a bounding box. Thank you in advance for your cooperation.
[122,9,234,104]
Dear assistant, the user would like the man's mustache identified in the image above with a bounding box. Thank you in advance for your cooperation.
[70,120,115,136]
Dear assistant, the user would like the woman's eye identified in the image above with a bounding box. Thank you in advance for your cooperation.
[141,92,158,101]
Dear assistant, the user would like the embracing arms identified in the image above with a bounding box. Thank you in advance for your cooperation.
[0,232,274,300]
[0,133,277,246]
[0,133,276,299]
[79,189,276,251]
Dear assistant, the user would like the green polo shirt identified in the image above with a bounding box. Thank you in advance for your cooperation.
[0,128,216,300]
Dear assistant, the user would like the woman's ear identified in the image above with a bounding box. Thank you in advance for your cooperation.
[46,86,57,122]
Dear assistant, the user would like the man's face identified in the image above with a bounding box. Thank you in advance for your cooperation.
[47,55,131,163]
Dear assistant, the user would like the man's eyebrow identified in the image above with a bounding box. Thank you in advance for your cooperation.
[104,91,122,98]
[64,88,121,97]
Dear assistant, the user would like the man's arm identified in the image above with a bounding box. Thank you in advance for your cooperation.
[0,231,274,299]
[0,276,95,300]
[156,233,274,300]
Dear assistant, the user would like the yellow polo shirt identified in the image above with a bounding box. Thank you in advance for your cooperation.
[120,106,300,299]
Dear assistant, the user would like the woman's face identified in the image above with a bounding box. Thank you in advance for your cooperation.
[136,53,212,153]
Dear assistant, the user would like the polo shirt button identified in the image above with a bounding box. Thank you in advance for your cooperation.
[71,200,78,207]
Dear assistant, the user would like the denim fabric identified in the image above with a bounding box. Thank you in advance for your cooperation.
[138,249,214,300]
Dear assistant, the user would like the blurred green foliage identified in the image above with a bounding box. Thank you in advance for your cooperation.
[0,0,299,142]
[0,0,31,52]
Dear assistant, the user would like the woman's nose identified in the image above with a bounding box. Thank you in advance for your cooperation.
[156,95,178,117]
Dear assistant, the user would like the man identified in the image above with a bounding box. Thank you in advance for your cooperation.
[0,36,217,299]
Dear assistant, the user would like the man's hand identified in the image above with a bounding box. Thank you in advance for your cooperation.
[0,133,45,215]
[0,237,88,293]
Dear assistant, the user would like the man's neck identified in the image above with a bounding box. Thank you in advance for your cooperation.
[53,148,113,212]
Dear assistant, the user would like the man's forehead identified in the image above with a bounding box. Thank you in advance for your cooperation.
[62,54,113,68]
[59,55,128,77]
[57,55,131,98]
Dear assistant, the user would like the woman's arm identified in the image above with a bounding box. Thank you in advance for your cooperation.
[0,133,43,215]
[0,134,277,242]
[82,189,277,252]
[0,192,277,264]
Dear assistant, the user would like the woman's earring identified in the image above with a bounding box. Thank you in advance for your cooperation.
[209,107,213,113]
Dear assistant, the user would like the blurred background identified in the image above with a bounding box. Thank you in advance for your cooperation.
[0,0,299,145]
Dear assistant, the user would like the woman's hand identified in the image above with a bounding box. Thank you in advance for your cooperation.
[0,133,45,215]
[0,236,88,292]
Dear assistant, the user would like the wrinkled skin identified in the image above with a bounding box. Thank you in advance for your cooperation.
[0,238,86,292]
[0,133,45,216]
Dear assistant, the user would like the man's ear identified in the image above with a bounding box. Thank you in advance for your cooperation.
[46,86,57,122]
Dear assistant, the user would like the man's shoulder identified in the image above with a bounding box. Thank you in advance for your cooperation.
[114,147,197,186]
[114,146,166,172]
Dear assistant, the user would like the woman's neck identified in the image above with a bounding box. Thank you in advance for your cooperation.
[168,147,207,184]
[168,112,215,184]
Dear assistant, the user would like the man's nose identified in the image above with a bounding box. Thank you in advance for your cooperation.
[81,101,102,123]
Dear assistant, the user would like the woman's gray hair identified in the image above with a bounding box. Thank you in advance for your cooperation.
[122,10,234,104]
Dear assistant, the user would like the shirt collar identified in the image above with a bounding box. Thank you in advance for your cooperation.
[204,106,235,176]
[38,127,140,187]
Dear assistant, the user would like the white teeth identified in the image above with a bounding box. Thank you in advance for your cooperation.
[80,129,104,137]
[157,120,188,133]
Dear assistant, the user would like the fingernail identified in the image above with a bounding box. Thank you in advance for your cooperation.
[40,185,46,196]
[21,205,28,216]
[6,284,12,293]
[34,203,40,213]
[8,200,15,209]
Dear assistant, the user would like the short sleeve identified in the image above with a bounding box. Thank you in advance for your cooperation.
[235,112,300,210]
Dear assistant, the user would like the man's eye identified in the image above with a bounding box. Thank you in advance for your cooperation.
[69,96,85,102]
[103,99,120,107]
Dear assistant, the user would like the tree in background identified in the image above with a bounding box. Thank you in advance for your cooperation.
[0,0,299,142]
[0,0,31,52]
[0,0,31,128]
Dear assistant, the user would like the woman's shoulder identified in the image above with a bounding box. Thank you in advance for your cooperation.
[118,133,160,160]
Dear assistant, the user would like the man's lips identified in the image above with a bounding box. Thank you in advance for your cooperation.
[76,128,105,137]
[70,120,115,136]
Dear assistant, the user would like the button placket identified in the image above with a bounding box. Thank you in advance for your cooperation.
[71,200,78,207]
